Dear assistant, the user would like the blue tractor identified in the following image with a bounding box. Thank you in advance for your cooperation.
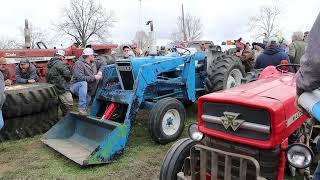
[41,48,245,165]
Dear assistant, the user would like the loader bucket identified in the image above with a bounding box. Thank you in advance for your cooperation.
[41,112,130,165]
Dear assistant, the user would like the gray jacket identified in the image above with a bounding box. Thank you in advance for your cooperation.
[72,57,103,95]
[296,13,320,96]
[16,63,39,84]
[0,72,5,109]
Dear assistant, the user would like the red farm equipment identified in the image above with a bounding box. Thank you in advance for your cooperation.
[160,65,316,180]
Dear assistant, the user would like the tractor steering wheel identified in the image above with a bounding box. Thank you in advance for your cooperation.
[276,64,300,73]
[176,47,191,56]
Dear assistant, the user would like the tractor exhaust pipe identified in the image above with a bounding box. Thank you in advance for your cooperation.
[24,19,31,49]
[146,20,157,56]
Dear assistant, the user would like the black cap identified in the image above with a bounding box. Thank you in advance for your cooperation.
[20,59,30,64]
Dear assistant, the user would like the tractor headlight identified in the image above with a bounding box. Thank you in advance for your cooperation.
[286,143,314,169]
[188,123,204,141]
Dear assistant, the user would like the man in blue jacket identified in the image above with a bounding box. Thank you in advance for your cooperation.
[254,37,290,69]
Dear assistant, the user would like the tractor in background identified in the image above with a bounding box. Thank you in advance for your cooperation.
[160,65,316,180]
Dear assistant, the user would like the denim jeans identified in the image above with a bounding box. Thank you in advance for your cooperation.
[0,110,3,130]
[70,81,91,110]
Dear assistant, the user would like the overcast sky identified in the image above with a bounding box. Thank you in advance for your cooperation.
[1,0,319,47]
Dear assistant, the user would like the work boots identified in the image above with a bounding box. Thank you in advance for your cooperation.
[79,109,87,116]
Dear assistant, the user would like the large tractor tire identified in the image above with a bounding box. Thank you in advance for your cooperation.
[0,107,59,142]
[205,55,245,93]
[3,83,59,119]
[160,138,198,180]
[148,98,186,144]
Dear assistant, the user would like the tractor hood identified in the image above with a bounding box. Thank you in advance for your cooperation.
[198,72,307,149]
[205,73,297,105]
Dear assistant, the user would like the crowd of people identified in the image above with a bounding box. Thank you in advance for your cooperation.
[231,31,309,73]
[0,29,311,130]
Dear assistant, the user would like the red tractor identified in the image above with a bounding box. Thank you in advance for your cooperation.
[160,65,316,180]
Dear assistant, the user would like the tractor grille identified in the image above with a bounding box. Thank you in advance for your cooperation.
[179,138,280,180]
[201,102,271,141]
[116,61,135,90]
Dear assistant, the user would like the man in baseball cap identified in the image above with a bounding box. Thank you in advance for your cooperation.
[234,37,255,72]
[0,57,13,86]
[46,49,73,116]
[16,58,38,84]
[70,48,103,116]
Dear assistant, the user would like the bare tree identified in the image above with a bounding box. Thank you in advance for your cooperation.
[56,0,116,47]
[0,37,20,49]
[249,4,282,40]
[132,31,150,51]
[171,13,203,42]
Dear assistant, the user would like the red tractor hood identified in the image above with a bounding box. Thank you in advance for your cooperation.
[198,72,307,149]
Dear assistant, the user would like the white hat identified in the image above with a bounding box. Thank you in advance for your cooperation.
[268,36,279,45]
[82,48,94,56]
[55,49,65,57]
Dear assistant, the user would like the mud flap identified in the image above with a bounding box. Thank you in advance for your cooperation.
[41,112,130,165]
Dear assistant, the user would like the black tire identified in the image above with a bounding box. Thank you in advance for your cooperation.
[160,138,198,180]
[205,55,245,93]
[3,83,59,119]
[0,107,59,142]
[241,69,263,84]
[148,98,186,144]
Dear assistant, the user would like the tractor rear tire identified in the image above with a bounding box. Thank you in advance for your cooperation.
[0,107,59,142]
[205,55,245,93]
[148,97,186,144]
[3,83,59,119]
[241,69,262,84]
[160,138,198,180]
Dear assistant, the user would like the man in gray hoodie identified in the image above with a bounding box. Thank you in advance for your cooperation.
[70,48,102,116]
[0,71,5,130]
[296,12,320,180]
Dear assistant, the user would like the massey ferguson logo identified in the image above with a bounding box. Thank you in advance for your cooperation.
[118,65,132,71]
[220,112,244,131]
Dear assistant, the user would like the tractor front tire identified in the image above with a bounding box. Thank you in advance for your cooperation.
[160,138,198,180]
[205,55,245,93]
[148,97,186,144]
